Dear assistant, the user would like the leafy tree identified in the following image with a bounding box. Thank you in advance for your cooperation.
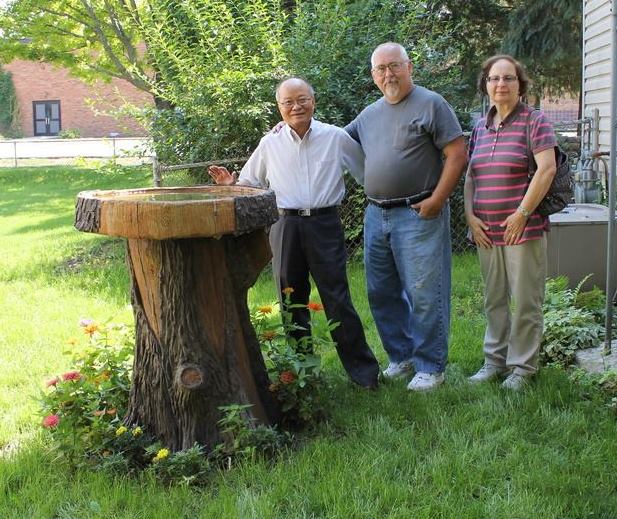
[501,0,581,97]
[134,0,288,163]
[0,0,152,96]
[0,65,19,137]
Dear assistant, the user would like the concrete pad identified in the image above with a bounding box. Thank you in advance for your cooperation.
[575,341,617,373]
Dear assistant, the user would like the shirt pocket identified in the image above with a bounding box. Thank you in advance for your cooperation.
[393,122,425,150]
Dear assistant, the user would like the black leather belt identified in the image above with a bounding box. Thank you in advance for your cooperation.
[278,206,338,217]
[367,190,432,209]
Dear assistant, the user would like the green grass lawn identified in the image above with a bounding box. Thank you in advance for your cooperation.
[1,166,617,518]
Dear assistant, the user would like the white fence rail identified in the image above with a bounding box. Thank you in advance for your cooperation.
[0,137,152,167]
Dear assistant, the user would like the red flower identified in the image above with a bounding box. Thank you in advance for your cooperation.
[62,371,81,382]
[42,414,60,428]
[46,377,59,387]
[279,370,296,385]
[307,301,324,312]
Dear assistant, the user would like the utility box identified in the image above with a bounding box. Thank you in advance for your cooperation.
[547,204,609,290]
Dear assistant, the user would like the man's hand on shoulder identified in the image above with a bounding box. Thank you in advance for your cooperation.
[271,121,286,134]
[208,165,237,185]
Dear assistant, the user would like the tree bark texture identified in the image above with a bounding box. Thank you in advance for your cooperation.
[125,231,280,451]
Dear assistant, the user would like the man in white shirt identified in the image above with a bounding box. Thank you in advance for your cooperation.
[208,77,379,389]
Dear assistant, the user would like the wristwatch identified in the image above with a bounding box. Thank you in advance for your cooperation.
[517,205,531,217]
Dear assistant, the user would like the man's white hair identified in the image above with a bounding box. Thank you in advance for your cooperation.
[371,42,409,67]
[275,77,315,101]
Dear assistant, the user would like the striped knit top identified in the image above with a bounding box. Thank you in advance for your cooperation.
[468,102,557,245]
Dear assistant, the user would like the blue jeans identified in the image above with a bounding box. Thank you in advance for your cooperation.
[364,203,451,373]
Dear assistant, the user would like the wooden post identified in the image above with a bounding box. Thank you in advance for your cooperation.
[152,156,162,187]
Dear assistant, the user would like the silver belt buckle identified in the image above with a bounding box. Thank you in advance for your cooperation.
[298,208,311,216]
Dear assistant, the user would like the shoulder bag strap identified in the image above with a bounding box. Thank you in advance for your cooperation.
[526,108,537,176]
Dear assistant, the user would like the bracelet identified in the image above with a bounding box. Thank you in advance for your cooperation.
[517,205,531,217]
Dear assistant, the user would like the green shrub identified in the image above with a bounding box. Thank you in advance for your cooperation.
[252,292,333,428]
[39,320,134,464]
[540,276,604,366]
[38,307,328,484]
[58,128,81,139]
[0,66,20,138]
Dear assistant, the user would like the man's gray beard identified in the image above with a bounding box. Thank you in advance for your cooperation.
[384,82,400,98]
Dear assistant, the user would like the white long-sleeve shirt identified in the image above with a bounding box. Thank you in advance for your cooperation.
[238,119,364,209]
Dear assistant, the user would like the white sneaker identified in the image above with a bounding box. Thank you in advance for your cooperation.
[407,372,444,392]
[382,360,414,379]
[502,373,530,391]
[468,364,509,384]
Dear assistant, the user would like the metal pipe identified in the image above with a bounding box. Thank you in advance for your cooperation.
[604,2,617,355]
[593,108,600,154]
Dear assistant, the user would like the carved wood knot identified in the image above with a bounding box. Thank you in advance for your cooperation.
[176,363,205,390]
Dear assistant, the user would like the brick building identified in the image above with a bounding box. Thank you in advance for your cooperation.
[3,59,152,138]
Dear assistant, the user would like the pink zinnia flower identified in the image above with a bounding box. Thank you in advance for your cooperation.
[42,415,60,428]
[62,370,81,382]
[46,377,59,387]
[79,318,93,327]
[279,370,296,385]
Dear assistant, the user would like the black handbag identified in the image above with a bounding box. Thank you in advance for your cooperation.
[526,110,574,217]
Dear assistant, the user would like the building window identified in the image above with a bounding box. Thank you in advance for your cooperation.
[33,100,61,136]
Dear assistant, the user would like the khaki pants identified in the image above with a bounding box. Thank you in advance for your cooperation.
[478,234,547,376]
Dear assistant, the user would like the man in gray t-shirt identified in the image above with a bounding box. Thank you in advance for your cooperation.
[346,42,466,391]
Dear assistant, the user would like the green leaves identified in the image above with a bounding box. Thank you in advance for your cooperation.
[540,276,605,367]
[0,66,19,138]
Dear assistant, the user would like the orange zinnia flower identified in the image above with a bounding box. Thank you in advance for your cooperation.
[307,301,324,312]
[282,287,295,296]
[83,323,99,336]
[261,330,278,341]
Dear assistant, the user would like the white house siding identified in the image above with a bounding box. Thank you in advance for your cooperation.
[583,0,613,151]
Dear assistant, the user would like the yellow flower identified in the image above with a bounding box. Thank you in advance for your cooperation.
[66,337,78,345]
[282,287,295,296]
[115,426,128,436]
[131,426,143,438]
[154,448,170,461]
[258,305,273,314]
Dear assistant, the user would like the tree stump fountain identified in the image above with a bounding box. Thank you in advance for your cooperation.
[75,185,281,451]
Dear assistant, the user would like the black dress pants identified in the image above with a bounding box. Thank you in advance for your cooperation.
[269,211,379,387]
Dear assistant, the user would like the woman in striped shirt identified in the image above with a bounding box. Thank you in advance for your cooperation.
[464,55,557,390]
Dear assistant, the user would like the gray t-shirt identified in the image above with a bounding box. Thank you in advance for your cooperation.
[345,85,463,200]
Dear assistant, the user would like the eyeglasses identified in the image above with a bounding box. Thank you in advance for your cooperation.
[371,61,409,76]
[486,75,518,84]
[277,97,313,108]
